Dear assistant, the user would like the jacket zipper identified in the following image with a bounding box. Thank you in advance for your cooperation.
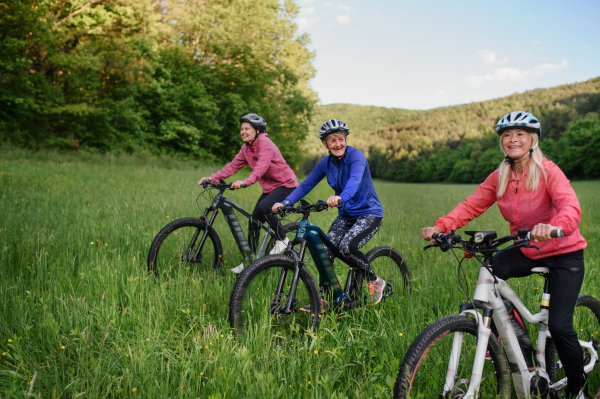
[516,179,519,193]
[337,159,340,191]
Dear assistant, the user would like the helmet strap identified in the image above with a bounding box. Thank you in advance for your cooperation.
[504,142,537,165]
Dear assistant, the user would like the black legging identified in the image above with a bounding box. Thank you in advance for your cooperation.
[492,247,585,397]
[324,215,383,282]
[248,186,295,252]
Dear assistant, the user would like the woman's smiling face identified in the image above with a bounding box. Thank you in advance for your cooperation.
[240,122,257,143]
[323,132,347,157]
[501,128,533,159]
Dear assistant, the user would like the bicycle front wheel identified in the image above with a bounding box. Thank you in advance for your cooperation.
[147,218,222,276]
[546,294,600,397]
[229,255,320,338]
[394,315,511,399]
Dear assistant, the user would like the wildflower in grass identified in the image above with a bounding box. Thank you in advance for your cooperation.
[314,350,318,354]
[205,346,208,349]
[7,339,12,343]
[308,381,311,385]
[105,243,108,246]
[132,388,137,392]
[2,353,5,356]
[220,335,224,338]
[399,333,403,337]
[201,372,204,376]
[61,346,65,350]
[146,338,149,342]
[90,242,94,245]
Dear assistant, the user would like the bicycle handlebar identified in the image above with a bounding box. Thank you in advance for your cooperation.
[201,181,247,190]
[276,199,344,217]
[426,228,564,255]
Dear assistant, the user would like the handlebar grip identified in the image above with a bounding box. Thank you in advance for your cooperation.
[432,233,440,239]
[240,184,247,188]
[337,199,344,205]
[526,229,565,240]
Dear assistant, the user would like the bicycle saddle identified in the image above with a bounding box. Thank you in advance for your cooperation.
[530,267,549,273]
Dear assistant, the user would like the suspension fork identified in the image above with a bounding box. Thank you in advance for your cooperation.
[279,241,307,314]
[191,208,219,260]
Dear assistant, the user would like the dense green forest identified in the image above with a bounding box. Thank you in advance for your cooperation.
[0,0,317,168]
[307,78,600,182]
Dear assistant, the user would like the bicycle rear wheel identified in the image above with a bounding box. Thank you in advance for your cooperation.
[147,218,222,276]
[546,294,600,397]
[348,246,411,304]
[229,255,320,338]
[394,315,511,399]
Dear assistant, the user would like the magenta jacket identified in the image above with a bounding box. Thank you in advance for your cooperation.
[435,158,587,260]
[209,133,298,194]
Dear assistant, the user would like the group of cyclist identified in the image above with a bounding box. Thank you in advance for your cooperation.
[199,110,587,397]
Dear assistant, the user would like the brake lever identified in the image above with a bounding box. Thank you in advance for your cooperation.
[422,244,436,251]
[524,243,542,253]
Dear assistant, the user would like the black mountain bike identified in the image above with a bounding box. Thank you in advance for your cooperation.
[147,180,298,276]
[229,199,412,336]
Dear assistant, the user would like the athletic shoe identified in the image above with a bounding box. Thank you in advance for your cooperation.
[367,276,386,305]
[300,298,328,313]
[269,237,290,255]
[230,263,245,274]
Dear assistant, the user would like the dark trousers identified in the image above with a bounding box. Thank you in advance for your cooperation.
[248,186,295,252]
[492,247,585,395]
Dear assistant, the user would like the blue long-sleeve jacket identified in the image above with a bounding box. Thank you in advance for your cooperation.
[283,146,383,220]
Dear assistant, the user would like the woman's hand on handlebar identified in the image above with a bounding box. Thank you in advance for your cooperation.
[198,176,211,186]
[531,223,563,243]
[327,196,343,208]
[231,180,246,190]
[272,202,285,213]
[422,226,441,243]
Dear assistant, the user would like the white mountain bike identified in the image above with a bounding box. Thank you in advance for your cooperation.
[394,229,600,399]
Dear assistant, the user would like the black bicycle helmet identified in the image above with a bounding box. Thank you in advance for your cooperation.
[239,113,267,133]
[495,111,541,139]
[318,119,350,140]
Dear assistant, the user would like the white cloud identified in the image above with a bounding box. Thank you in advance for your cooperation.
[465,59,569,88]
[335,14,351,25]
[301,6,315,15]
[322,2,333,8]
[478,50,497,64]
[533,40,542,45]
[297,17,317,30]
[434,90,447,98]
[533,59,568,75]
[337,3,351,11]
[478,49,508,64]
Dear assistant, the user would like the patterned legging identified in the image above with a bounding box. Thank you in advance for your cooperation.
[324,215,383,282]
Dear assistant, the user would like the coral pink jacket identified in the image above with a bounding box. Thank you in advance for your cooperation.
[434,158,587,260]
[209,133,298,194]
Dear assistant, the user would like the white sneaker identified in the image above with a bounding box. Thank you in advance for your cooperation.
[230,263,245,274]
[269,237,290,255]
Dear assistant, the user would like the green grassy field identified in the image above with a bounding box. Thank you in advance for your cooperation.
[1,147,599,398]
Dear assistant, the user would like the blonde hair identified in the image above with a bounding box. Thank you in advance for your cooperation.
[497,132,547,197]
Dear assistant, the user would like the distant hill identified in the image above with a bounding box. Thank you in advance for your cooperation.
[302,77,600,181]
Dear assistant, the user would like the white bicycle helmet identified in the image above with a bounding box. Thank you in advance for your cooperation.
[319,119,350,140]
[495,111,541,139]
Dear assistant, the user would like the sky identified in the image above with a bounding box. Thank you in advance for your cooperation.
[294,0,600,110]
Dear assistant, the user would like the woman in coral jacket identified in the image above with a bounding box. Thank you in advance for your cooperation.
[198,113,298,273]
[422,111,587,398]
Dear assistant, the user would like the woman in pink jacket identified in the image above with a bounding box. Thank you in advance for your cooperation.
[422,111,587,398]
[198,114,298,273]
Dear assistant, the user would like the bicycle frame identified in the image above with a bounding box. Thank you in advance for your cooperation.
[448,262,598,399]
[192,189,276,265]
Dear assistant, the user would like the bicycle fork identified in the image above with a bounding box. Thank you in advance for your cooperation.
[445,304,494,399]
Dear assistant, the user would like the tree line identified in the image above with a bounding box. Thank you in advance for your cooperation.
[302,78,600,181]
[0,0,317,168]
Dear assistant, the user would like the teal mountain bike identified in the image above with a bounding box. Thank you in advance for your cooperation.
[228,199,412,336]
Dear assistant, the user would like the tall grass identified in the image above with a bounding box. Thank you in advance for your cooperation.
[1,147,599,398]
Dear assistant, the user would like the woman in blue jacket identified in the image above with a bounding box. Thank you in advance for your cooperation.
[272,119,385,306]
